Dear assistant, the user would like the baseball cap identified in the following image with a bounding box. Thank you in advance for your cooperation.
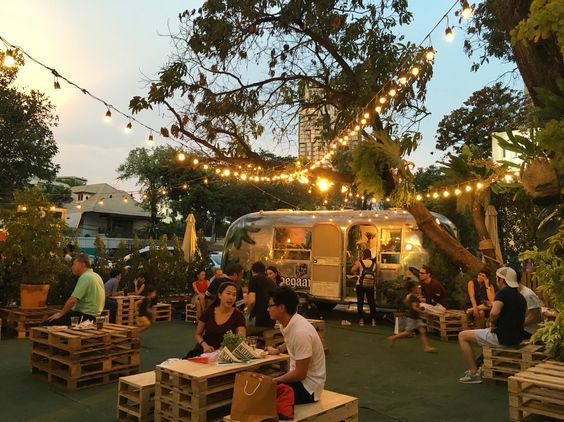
[496,267,518,288]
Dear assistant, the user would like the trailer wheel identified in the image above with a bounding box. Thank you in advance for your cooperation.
[315,302,336,312]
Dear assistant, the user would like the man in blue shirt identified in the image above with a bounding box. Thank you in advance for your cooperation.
[104,268,123,323]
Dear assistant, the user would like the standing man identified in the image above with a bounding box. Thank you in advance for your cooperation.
[205,263,245,310]
[419,265,447,307]
[104,268,123,323]
[265,286,326,404]
[457,266,526,384]
[245,261,276,335]
[47,253,105,325]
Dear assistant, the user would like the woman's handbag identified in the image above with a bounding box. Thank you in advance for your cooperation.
[230,371,278,422]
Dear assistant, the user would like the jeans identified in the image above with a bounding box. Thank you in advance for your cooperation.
[356,285,376,320]
[104,297,117,323]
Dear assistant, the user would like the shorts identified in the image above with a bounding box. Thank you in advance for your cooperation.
[136,316,151,328]
[405,317,425,332]
[473,329,500,347]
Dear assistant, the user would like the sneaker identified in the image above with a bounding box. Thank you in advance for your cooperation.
[478,366,484,377]
[459,370,483,384]
[371,319,376,327]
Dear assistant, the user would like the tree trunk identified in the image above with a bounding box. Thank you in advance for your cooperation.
[406,201,486,273]
[494,0,564,106]
[470,196,499,272]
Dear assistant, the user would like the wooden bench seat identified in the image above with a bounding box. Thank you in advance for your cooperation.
[118,371,156,421]
[224,389,358,422]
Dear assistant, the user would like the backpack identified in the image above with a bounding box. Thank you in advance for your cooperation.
[359,259,376,287]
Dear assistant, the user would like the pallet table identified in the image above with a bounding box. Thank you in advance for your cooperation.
[30,323,140,390]
[154,354,289,422]
[224,389,359,422]
[262,319,328,353]
[508,360,564,421]
[117,371,156,422]
[113,295,143,326]
[0,306,60,339]
[153,303,172,323]
[420,309,468,341]
[483,343,547,383]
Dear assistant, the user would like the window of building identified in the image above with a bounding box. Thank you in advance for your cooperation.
[77,193,84,201]
[380,228,402,264]
[273,227,312,260]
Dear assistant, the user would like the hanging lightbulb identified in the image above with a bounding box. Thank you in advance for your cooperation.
[416,194,423,201]
[432,192,439,199]
[176,151,186,161]
[354,124,360,131]
[388,88,397,97]
[398,75,408,85]
[363,112,370,119]
[411,66,420,76]
[2,50,15,68]
[461,0,473,19]
[444,26,454,42]
[125,121,133,133]
[193,158,199,165]
[476,182,484,190]
[182,183,188,189]
[442,190,450,198]
[104,108,112,122]
[465,185,472,192]
[504,174,514,183]
[379,96,387,104]
[375,106,382,113]
[147,132,154,146]
[53,77,61,91]
[425,48,435,61]
[454,187,462,196]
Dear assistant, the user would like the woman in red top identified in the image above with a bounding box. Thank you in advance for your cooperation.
[192,270,209,319]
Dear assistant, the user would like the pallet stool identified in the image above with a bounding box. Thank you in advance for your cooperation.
[185,303,197,324]
[483,343,547,383]
[153,303,172,323]
[118,371,156,421]
[420,309,468,341]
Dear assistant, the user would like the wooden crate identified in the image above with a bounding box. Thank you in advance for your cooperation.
[118,371,156,422]
[224,389,359,422]
[420,309,468,341]
[508,360,564,421]
[262,319,328,353]
[185,303,197,324]
[114,296,143,326]
[0,306,59,339]
[158,295,192,319]
[483,343,547,383]
[153,303,172,323]
[154,354,289,422]
[30,324,140,390]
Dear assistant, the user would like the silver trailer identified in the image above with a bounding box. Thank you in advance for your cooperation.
[223,209,457,306]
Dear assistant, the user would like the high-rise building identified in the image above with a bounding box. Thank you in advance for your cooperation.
[298,87,334,162]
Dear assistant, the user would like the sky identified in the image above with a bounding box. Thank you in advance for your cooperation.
[1,1,520,194]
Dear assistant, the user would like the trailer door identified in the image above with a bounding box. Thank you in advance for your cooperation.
[309,222,342,301]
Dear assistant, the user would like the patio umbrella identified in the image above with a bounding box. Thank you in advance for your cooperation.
[181,213,197,262]
[484,205,503,265]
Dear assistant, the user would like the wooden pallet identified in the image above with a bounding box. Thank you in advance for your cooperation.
[154,354,289,422]
[224,389,359,422]
[114,296,143,326]
[153,303,172,323]
[420,309,468,341]
[262,319,328,352]
[30,324,140,390]
[185,303,197,324]
[118,371,156,422]
[508,360,564,421]
[483,343,547,383]
[158,295,192,319]
[0,306,60,339]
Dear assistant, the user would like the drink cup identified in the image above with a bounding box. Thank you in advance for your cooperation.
[247,336,257,349]
[70,316,79,327]
[96,317,105,329]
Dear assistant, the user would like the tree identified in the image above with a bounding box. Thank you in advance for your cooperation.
[435,83,528,157]
[0,50,60,203]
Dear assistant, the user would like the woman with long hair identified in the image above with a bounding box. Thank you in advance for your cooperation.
[192,270,209,318]
[266,265,284,287]
[187,282,246,356]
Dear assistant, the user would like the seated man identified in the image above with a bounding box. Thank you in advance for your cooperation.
[457,266,526,384]
[104,268,123,323]
[464,269,495,328]
[518,278,542,339]
[419,265,447,307]
[47,253,105,326]
[265,286,326,404]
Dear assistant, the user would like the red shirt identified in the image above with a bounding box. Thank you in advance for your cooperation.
[194,280,208,294]
[421,278,447,307]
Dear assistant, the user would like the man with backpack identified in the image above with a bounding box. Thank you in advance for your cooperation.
[351,249,377,326]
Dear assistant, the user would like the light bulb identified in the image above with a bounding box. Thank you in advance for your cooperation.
[465,185,472,192]
[3,51,15,68]
[461,1,473,19]
[411,66,420,76]
[105,109,112,122]
[416,194,423,201]
[360,118,367,125]
[398,75,408,85]
[388,88,397,97]
[177,151,186,161]
[193,158,199,165]
[425,48,435,61]
[442,190,450,197]
[53,79,61,91]
[432,192,439,199]
[379,96,386,104]
[125,122,133,133]
[476,182,484,189]
[445,26,454,42]
[375,106,382,113]
[147,133,154,145]
[454,188,462,196]
[363,112,370,119]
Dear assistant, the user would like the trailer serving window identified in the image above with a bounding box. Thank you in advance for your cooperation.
[379,228,402,264]
[273,227,312,260]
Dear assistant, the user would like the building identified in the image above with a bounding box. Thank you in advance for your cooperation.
[298,87,336,162]
[64,183,151,238]
[491,130,526,168]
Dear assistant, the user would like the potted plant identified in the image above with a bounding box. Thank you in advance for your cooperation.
[0,188,70,309]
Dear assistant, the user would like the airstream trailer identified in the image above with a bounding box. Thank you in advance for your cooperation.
[222,209,457,306]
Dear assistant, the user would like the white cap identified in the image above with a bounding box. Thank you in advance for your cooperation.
[496,267,518,288]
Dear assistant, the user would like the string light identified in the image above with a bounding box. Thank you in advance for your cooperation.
[125,121,133,133]
[2,49,15,67]
[176,151,186,162]
[465,185,472,192]
[53,76,61,91]
[398,75,408,85]
[425,47,435,61]
[147,132,154,146]
[444,26,454,42]
[104,108,112,122]
[476,182,484,190]
[454,187,462,196]
[461,0,473,19]
[411,66,420,76]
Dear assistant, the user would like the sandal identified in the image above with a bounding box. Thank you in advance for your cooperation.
[359,319,365,326]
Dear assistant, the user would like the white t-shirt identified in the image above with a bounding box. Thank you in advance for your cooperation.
[520,286,541,334]
[280,313,326,400]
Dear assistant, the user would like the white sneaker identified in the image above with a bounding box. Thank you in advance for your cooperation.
[459,370,483,384]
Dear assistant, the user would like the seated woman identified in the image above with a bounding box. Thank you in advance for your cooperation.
[187,281,246,357]
[266,265,284,287]
[192,270,210,318]
[464,269,495,328]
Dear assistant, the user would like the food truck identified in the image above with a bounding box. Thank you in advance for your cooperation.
[222,209,457,306]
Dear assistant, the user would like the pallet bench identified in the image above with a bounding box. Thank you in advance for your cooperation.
[223,389,359,422]
[153,303,172,323]
[262,319,328,353]
[0,306,60,339]
[30,324,140,390]
[420,309,468,341]
[114,295,143,326]
[508,360,564,421]
[117,371,156,422]
[483,343,547,383]
[154,354,289,422]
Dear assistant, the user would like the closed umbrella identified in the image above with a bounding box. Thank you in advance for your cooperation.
[181,213,197,262]
[484,205,503,265]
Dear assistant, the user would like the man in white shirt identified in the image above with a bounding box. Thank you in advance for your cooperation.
[265,286,326,404]
[518,281,542,338]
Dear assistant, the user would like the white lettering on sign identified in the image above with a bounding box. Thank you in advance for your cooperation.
[282,277,310,289]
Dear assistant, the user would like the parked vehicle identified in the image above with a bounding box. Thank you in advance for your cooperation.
[222,209,458,306]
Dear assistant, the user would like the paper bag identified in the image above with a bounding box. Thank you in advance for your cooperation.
[231,371,278,422]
